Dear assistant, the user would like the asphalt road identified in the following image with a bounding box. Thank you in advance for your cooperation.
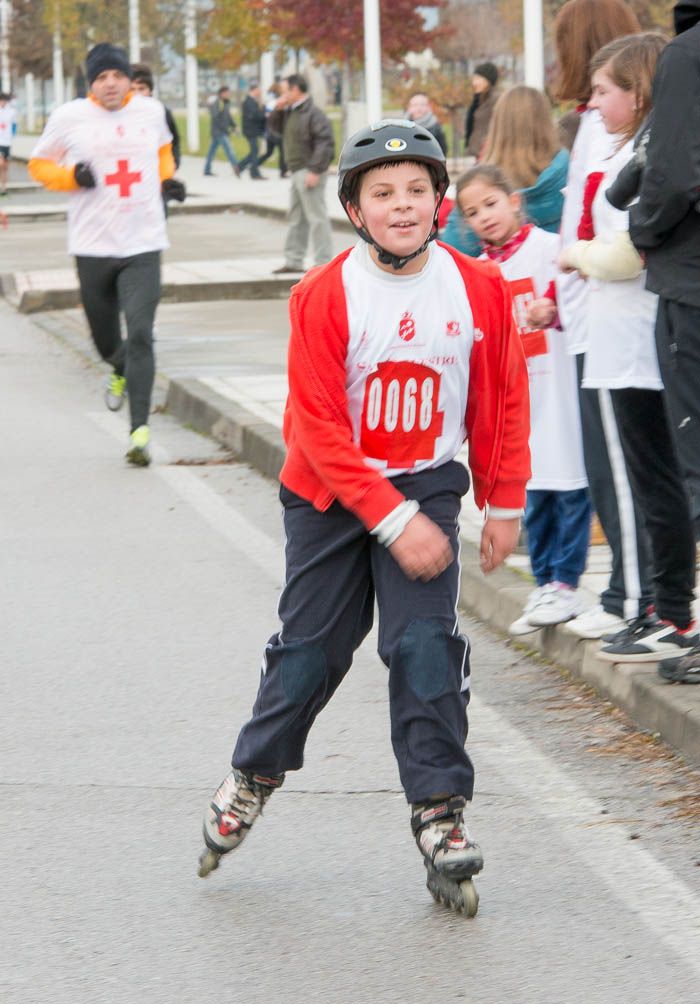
[2,298,700,1003]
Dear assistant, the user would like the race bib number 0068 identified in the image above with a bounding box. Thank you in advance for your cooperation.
[360,360,444,467]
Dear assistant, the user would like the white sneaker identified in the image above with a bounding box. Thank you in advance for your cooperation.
[508,585,549,636]
[527,582,580,627]
[564,604,624,640]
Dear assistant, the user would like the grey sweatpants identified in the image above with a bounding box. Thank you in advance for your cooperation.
[283,169,333,269]
[75,251,161,431]
[232,461,475,805]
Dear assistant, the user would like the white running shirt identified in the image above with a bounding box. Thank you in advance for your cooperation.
[0,104,15,149]
[490,228,588,490]
[31,94,171,257]
[342,242,474,477]
[582,141,662,391]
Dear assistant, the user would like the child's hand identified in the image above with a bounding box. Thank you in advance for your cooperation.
[480,517,521,574]
[557,248,577,273]
[388,512,454,582]
[526,297,557,328]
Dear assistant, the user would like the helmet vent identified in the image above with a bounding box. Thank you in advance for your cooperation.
[355,137,376,147]
[414,134,432,141]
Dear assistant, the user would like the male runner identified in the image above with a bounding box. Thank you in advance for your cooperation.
[29,43,181,466]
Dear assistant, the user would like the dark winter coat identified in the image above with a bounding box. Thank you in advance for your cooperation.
[242,94,267,139]
[464,88,499,158]
[629,4,700,306]
[164,106,181,168]
[209,97,236,139]
[267,97,335,175]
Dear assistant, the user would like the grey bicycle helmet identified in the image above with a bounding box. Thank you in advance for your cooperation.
[338,119,449,270]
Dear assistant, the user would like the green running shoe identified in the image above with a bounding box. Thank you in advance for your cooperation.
[125,425,151,467]
[105,373,127,411]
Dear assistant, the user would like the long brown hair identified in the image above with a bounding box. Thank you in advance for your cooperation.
[590,32,668,143]
[481,86,559,189]
[554,0,641,102]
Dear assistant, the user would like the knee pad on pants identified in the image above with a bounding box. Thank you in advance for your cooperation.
[279,643,327,704]
[398,619,466,701]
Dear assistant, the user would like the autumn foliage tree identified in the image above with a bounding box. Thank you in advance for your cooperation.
[195,0,273,69]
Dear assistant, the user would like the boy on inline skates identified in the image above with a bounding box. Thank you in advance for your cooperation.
[198,120,530,915]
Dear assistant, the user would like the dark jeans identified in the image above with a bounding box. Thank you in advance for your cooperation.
[233,461,475,805]
[610,387,695,629]
[577,354,653,620]
[655,298,700,538]
[525,488,591,589]
[204,133,238,173]
[239,134,263,178]
[260,133,286,174]
[75,251,160,432]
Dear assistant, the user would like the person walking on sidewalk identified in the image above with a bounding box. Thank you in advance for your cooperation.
[197,120,530,916]
[238,81,267,180]
[0,92,16,196]
[28,42,179,467]
[268,74,335,274]
[131,63,181,168]
[204,86,239,177]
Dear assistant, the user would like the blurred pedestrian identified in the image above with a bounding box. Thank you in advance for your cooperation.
[406,91,448,154]
[268,74,335,274]
[238,80,267,180]
[261,81,288,177]
[0,92,15,196]
[204,85,239,177]
[464,63,499,159]
[131,63,181,168]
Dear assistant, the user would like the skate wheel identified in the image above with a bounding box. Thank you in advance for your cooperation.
[198,848,220,878]
[458,879,479,917]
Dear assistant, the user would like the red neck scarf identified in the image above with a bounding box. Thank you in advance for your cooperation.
[483,223,533,264]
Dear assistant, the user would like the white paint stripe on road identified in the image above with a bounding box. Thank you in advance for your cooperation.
[89,409,700,974]
[472,693,700,978]
[87,411,284,580]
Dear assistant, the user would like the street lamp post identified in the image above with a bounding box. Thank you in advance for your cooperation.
[523,0,544,90]
[0,0,11,93]
[363,0,382,122]
[184,0,200,153]
[129,0,141,63]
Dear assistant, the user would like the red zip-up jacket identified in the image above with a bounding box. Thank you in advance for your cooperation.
[280,243,530,530]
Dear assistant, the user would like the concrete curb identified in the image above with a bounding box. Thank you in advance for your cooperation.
[165,374,700,769]
[2,272,299,314]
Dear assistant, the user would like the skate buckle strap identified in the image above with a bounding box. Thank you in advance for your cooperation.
[411,796,467,835]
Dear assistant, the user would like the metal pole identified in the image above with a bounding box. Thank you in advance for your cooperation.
[363,0,382,122]
[53,25,64,107]
[129,0,141,64]
[184,0,199,153]
[523,0,544,90]
[260,51,274,97]
[26,72,36,131]
[0,0,11,93]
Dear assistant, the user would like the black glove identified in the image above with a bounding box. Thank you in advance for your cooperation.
[605,116,651,211]
[74,162,96,189]
[162,177,186,203]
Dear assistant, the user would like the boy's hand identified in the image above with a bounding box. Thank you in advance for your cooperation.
[480,517,520,574]
[388,512,454,582]
[557,248,577,274]
[526,297,557,328]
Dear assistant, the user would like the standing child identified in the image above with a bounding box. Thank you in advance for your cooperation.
[457,165,590,632]
[198,120,530,916]
[0,92,15,196]
[559,32,698,676]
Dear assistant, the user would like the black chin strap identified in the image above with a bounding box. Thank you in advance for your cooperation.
[355,209,441,271]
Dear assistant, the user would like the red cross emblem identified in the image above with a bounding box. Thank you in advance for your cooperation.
[105,159,142,197]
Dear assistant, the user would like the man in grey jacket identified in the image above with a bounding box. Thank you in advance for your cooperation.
[268,74,335,273]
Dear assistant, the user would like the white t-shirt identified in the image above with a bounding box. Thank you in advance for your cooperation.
[582,141,662,391]
[491,228,587,491]
[0,104,15,149]
[557,109,616,355]
[342,241,474,477]
[31,94,171,257]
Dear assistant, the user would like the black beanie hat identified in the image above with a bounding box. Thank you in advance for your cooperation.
[86,43,132,85]
[474,62,499,88]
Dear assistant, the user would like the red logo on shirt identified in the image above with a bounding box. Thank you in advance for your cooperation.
[446,321,461,338]
[105,159,143,198]
[398,311,416,342]
[360,360,444,467]
[116,125,125,137]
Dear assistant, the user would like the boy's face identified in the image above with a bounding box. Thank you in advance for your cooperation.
[132,79,152,97]
[347,161,438,263]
